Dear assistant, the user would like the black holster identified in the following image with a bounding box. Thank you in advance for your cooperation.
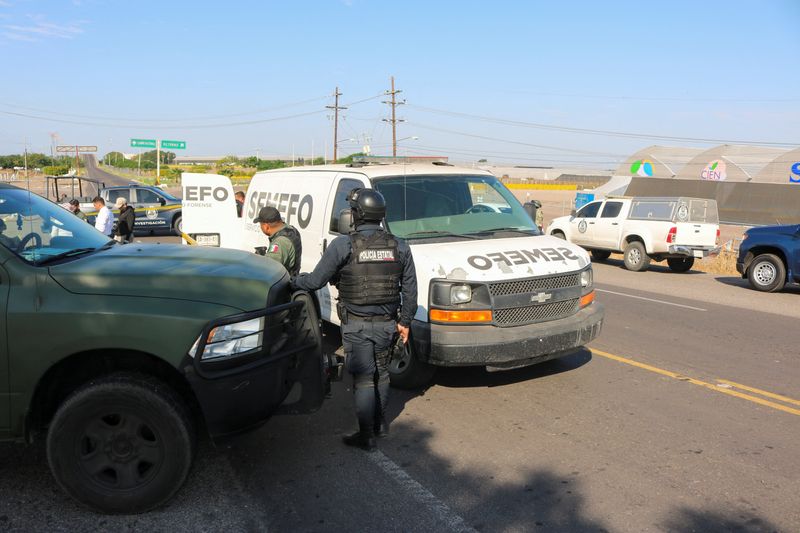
[336,301,348,325]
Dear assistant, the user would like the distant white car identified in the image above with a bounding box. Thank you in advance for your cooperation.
[466,202,512,214]
[547,196,721,272]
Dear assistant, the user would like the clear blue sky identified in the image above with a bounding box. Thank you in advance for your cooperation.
[1,0,798,168]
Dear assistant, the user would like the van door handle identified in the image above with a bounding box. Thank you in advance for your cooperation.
[322,238,328,252]
[589,222,595,225]
[611,222,619,226]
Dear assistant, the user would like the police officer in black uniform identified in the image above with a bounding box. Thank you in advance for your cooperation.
[291,188,417,451]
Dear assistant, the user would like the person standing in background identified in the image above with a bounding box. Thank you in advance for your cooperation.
[235,191,245,217]
[114,197,135,243]
[69,199,87,221]
[92,196,113,237]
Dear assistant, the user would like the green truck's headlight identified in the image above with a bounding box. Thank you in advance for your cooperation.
[189,317,264,360]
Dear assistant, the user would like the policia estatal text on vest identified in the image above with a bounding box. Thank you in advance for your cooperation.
[254,206,303,276]
[292,188,417,451]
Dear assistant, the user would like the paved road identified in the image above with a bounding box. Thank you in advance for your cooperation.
[82,154,132,188]
[0,250,797,531]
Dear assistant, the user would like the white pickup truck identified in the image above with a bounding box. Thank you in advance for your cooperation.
[547,197,720,272]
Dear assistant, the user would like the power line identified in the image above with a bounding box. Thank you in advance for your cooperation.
[502,90,800,103]
[406,121,627,156]
[0,95,332,123]
[0,108,327,129]
[407,104,799,147]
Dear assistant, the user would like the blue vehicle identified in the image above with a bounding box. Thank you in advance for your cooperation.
[85,185,183,236]
[736,224,800,292]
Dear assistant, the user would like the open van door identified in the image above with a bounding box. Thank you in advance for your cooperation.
[181,173,243,249]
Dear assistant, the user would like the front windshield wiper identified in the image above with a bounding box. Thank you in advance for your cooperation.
[35,246,102,266]
[404,230,480,240]
[467,227,539,236]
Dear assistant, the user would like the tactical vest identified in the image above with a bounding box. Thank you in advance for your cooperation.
[337,231,403,306]
[272,225,303,276]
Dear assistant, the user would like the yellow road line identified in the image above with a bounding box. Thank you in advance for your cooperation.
[717,379,800,407]
[591,348,800,417]
[180,232,197,245]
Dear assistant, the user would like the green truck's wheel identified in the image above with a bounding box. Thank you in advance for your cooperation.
[46,373,195,514]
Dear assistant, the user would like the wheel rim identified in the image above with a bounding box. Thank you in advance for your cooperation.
[176,218,183,233]
[754,262,776,285]
[628,248,641,264]
[78,411,164,491]
[388,339,412,374]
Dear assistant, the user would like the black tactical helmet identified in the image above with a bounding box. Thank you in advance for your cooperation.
[347,188,386,223]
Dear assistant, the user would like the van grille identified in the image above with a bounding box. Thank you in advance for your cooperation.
[494,298,580,327]
[488,273,580,297]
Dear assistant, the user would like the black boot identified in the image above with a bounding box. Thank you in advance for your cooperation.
[374,419,389,439]
[342,427,376,451]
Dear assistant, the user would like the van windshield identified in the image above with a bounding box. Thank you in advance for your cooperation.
[0,187,112,264]
[373,174,539,240]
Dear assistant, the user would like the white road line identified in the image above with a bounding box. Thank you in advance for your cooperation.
[368,450,478,533]
[596,288,707,312]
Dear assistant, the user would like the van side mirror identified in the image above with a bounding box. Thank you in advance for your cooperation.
[337,209,354,234]
[570,209,577,217]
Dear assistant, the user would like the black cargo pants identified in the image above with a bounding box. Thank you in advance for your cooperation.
[341,318,395,433]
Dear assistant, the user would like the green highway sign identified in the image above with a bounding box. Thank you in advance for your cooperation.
[131,138,157,148]
[160,140,186,150]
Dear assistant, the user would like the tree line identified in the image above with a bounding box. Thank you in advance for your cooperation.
[102,150,177,169]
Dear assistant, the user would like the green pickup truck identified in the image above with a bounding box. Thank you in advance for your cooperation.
[0,184,326,513]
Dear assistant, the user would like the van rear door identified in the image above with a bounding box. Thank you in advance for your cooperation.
[181,173,242,249]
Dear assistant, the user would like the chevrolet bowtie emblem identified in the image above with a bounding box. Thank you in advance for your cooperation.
[530,292,552,304]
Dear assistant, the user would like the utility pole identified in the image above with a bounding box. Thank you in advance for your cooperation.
[326,87,347,162]
[156,139,161,186]
[382,76,405,158]
[23,139,29,181]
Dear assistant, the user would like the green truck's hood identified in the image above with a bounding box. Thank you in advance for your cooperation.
[49,244,286,312]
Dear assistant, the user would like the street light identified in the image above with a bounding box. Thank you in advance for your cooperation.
[397,136,419,142]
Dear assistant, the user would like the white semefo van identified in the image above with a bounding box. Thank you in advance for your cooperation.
[182,162,604,387]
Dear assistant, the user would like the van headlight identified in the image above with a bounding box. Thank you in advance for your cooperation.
[580,267,593,295]
[579,266,595,308]
[450,284,472,304]
[429,281,491,309]
[188,316,264,360]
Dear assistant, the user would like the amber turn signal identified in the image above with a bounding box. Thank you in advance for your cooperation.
[580,290,595,308]
[429,309,493,323]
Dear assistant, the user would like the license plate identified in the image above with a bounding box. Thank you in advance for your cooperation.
[693,250,704,258]
[196,234,220,247]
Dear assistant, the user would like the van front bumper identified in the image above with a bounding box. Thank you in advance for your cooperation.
[411,303,604,368]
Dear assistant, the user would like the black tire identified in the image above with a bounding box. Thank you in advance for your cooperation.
[46,373,195,514]
[623,241,650,272]
[591,250,611,261]
[747,253,786,292]
[552,231,566,240]
[667,257,695,273]
[172,215,183,235]
[388,335,436,390]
